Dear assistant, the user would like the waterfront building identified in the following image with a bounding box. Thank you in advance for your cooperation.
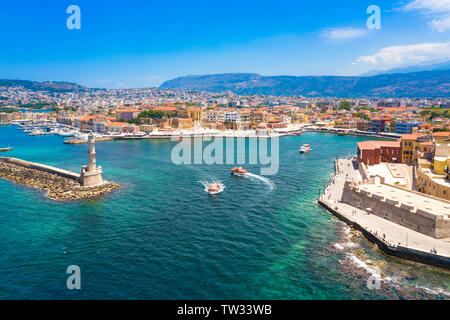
[105,122,129,134]
[371,117,391,132]
[80,115,104,132]
[93,120,107,134]
[117,109,140,121]
[178,108,203,121]
[401,133,423,164]
[0,112,12,124]
[356,119,371,131]
[357,140,402,166]
[172,117,193,128]
[395,121,421,134]
[139,124,154,133]
[224,111,241,123]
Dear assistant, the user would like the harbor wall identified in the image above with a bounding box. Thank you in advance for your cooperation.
[341,181,450,239]
[318,200,450,270]
[0,157,80,181]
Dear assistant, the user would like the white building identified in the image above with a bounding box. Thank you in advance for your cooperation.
[224,111,240,123]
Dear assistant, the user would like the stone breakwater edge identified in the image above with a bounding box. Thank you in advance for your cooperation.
[0,161,119,200]
[329,222,450,299]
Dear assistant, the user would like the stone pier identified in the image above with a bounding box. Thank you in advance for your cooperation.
[0,133,118,200]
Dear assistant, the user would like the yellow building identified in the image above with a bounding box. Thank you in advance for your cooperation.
[186,108,203,121]
[417,167,450,200]
[433,132,450,144]
[434,157,448,175]
[400,134,422,164]
[433,143,450,174]
[415,133,450,200]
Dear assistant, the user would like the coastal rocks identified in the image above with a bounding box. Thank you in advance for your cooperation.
[0,162,119,200]
[330,223,450,300]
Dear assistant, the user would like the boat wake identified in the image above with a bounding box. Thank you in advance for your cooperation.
[245,173,274,190]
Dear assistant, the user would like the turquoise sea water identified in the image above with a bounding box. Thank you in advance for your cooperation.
[0,125,449,299]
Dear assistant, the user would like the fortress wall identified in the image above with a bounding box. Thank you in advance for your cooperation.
[436,217,450,239]
[358,161,369,181]
[0,157,80,181]
[341,186,441,238]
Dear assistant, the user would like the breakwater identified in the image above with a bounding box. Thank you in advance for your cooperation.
[0,157,119,200]
[303,127,401,140]
[64,137,115,144]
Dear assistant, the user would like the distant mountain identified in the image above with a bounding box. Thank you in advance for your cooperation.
[0,79,87,92]
[159,70,450,97]
[360,60,450,76]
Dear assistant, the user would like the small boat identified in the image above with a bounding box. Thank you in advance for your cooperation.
[299,144,311,153]
[230,167,248,176]
[207,183,224,195]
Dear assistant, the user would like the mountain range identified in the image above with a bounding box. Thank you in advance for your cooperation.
[360,60,450,76]
[159,70,450,98]
[1,68,449,98]
[0,79,86,92]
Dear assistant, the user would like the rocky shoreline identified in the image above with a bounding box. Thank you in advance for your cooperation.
[329,222,450,299]
[0,161,119,200]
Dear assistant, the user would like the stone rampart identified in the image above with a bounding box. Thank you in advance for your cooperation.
[342,181,449,239]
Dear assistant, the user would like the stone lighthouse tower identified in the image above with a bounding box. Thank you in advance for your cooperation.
[80,133,103,186]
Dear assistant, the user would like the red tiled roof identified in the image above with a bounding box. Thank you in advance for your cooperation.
[357,140,400,150]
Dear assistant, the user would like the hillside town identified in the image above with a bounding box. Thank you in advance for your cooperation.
[1,84,449,203]
[0,85,449,135]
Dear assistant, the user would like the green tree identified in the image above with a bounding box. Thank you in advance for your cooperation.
[339,100,351,111]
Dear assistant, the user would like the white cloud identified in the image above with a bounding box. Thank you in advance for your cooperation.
[403,0,450,31]
[429,15,450,31]
[404,0,450,12]
[322,28,367,40]
[355,42,450,69]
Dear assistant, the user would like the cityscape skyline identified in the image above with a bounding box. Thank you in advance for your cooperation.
[1,0,449,88]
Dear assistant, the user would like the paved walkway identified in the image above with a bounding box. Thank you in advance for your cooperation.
[320,158,450,258]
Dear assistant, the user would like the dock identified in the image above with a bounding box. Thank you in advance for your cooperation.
[64,137,115,144]
[319,158,450,270]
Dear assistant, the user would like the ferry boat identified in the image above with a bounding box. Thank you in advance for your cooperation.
[230,167,248,176]
[299,144,311,153]
[207,183,224,195]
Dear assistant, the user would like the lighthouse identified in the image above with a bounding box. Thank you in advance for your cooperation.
[80,133,103,186]
[88,133,97,171]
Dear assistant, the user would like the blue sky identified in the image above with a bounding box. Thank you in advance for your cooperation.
[0,0,449,88]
